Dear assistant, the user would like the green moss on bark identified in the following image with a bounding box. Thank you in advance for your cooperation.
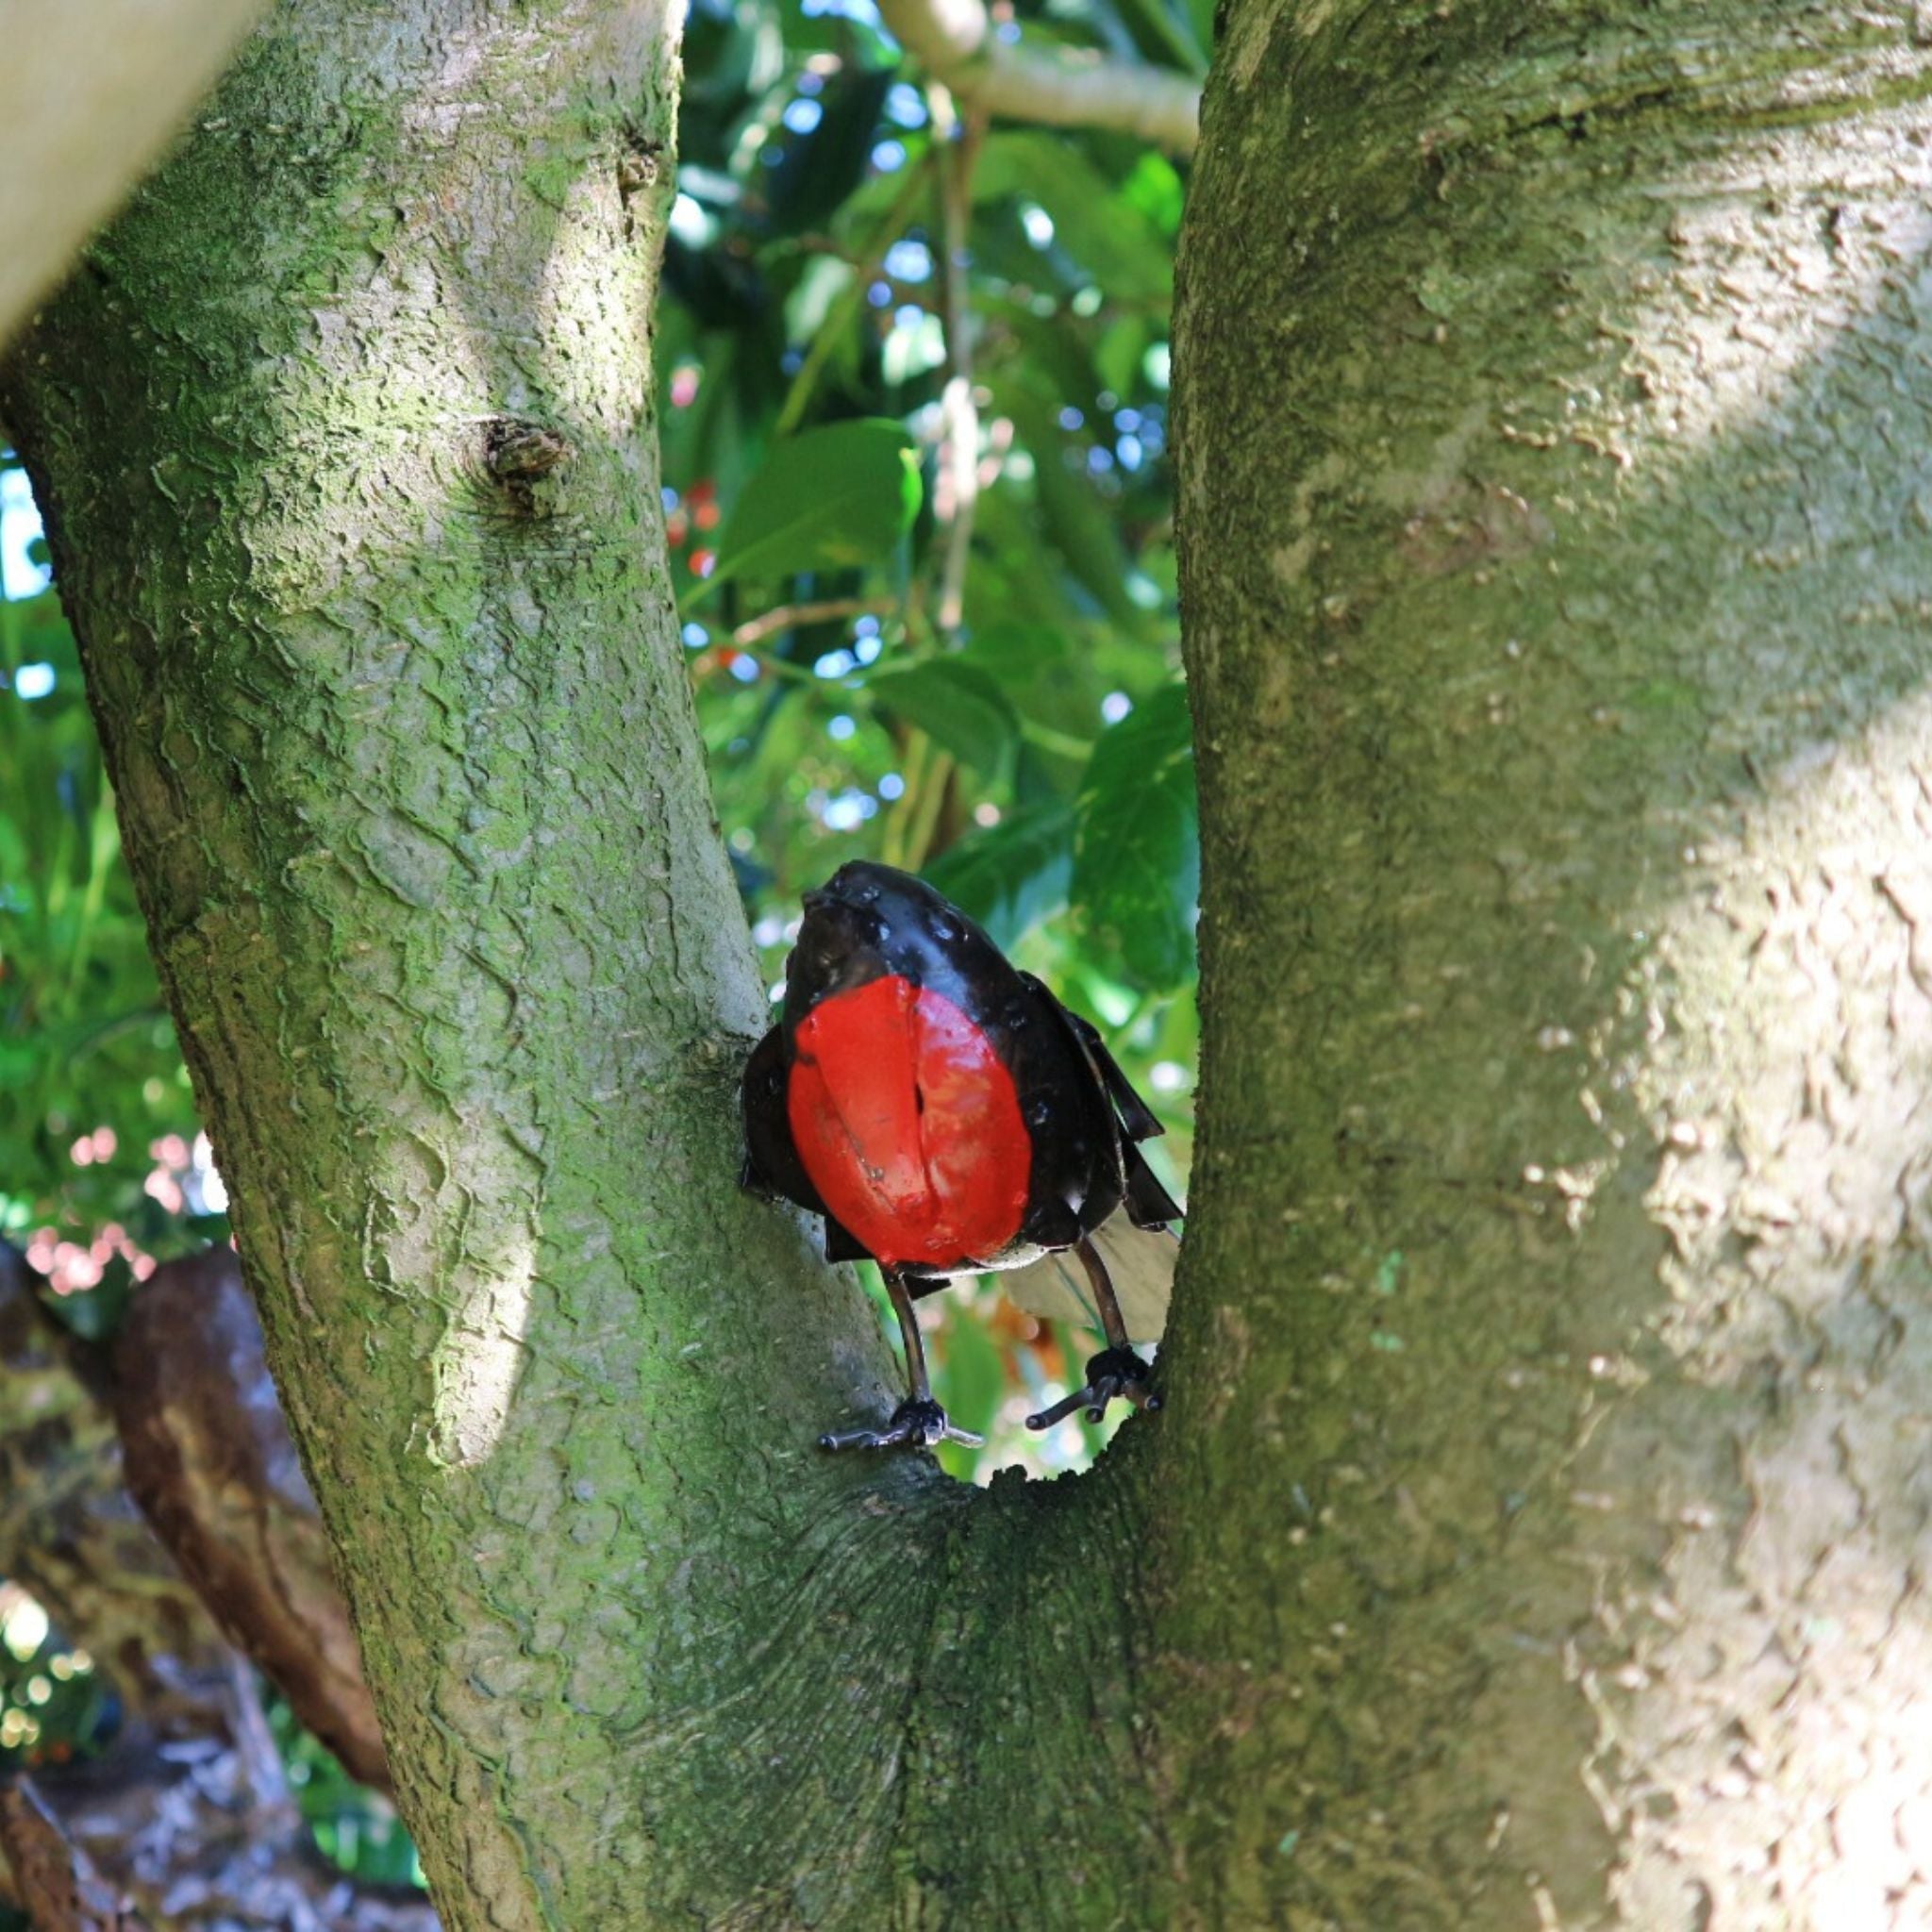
[3,6,1161,1926]
[19,0,1932,1924]
[1166,2,1932,1924]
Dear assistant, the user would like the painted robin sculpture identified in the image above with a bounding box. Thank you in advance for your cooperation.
[741,860,1181,1451]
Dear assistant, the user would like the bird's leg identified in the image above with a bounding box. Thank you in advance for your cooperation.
[820,1269,986,1452]
[1025,1236,1161,1431]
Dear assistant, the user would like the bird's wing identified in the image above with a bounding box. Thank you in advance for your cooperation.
[1019,972,1165,1141]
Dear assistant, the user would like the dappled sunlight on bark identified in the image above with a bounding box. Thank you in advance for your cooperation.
[1165,5,1932,1923]
[428,1232,536,1473]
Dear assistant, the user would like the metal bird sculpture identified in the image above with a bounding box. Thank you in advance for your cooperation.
[741,861,1180,1451]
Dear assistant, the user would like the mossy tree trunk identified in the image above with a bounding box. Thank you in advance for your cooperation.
[4,5,1156,1926]
[1166,2,1932,1925]
[9,0,1932,1926]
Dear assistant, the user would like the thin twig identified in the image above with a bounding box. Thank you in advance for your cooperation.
[903,745,956,870]
[877,0,1199,153]
[730,597,888,650]
[881,728,931,869]
[933,103,986,639]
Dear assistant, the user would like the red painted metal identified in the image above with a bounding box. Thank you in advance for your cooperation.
[788,974,1031,1267]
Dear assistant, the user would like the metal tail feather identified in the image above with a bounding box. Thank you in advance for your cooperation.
[1002,1211,1180,1345]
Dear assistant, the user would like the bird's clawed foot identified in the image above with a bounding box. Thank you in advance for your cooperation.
[819,1397,986,1453]
[1025,1345,1159,1431]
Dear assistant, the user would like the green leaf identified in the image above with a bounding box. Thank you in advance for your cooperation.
[980,297,1101,413]
[1186,0,1217,62]
[997,383,1149,631]
[962,489,1094,633]
[784,255,855,345]
[1072,682,1198,991]
[1096,0,1208,81]
[924,799,1075,952]
[696,419,920,600]
[935,1302,1005,1441]
[932,1292,1008,1483]
[1093,316,1151,401]
[48,1254,136,1342]
[974,133,1174,306]
[865,658,1018,779]
[1120,152,1188,238]
[763,67,894,238]
[953,625,1103,778]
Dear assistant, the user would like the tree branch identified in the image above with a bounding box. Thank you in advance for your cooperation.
[0,1780,148,1932]
[932,102,985,637]
[877,0,1199,152]
[729,596,885,649]
[0,1246,427,1928]
[0,1242,218,1710]
[0,6,1165,1921]
[110,1250,391,1791]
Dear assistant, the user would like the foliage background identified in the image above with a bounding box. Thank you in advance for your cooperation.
[0,0,1200,1888]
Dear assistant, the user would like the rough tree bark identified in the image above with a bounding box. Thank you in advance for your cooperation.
[10,0,1932,1926]
[1168,2,1932,1925]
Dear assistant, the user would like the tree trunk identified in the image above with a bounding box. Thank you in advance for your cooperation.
[1166,3,1932,1924]
[2,7,1158,1926]
[14,0,1930,1925]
